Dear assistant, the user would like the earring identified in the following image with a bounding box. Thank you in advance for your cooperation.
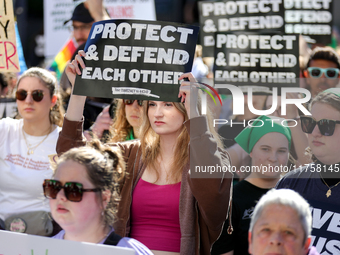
[101,211,104,216]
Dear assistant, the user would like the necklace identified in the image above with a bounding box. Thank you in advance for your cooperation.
[22,126,52,155]
[319,174,340,198]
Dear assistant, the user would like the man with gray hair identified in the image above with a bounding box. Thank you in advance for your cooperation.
[248,189,319,255]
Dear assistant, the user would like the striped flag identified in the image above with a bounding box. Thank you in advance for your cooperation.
[49,38,78,80]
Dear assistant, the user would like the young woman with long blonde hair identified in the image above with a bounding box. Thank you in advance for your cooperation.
[56,50,233,255]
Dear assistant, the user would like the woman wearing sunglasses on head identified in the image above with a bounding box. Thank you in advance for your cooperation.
[276,88,340,254]
[84,98,143,142]
[44,140,153,254]
[56,50,233,255]
[0,67,64,235]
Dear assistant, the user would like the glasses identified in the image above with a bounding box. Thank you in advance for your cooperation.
[300,116,340,136]
[16,90,44,102]
[307,67,340,79]
[123,99,143,106]
[69,24,93,32]
[43,179,101,202]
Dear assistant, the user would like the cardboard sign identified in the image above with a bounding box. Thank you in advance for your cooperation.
[0,97,16,119]
[73,20,199,101]
[284,0,333,45]
[198,0,285,57]
[0,0,20,72]
[0,230,135,255]
[44,0,156,58]
[214,32,300,93]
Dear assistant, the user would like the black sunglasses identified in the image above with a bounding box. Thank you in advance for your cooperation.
[43,179,101,202]
[300,116,340,136]
[123,99,143,106]
[16,89,44,102]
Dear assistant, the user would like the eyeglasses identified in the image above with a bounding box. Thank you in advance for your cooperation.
[43,179,101,202]
[307,67,340,79]
[123,99,143,106]
[16,90,44,102]
[300,116,340,136]
[69,24,93,32]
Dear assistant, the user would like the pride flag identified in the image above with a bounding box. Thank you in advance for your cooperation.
[49,38,78,80]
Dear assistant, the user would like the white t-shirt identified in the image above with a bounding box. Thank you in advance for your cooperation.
[0,117,61,221]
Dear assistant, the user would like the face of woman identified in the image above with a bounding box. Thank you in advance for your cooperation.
[309,102,340,164]
[148,101,185,136]
[250,132,289,178]
[16,77,54,123]
[49,160,104,234]
[125,100,143,128]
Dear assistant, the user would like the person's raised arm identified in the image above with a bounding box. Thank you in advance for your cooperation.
[56,50,88,155]
[65,50,87,121]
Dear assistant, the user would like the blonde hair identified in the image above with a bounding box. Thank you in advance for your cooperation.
[139,90,223,183]
[17,67,64,126]
[109,99,134,142]
[305,91,340,162]
[52,140,125,226]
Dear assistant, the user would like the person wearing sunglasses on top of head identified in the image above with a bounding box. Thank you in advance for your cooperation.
[45,140,153,254]
[276,88,340,254]
[84,98,143,142]
[303,47,340,98]
[56,50,232,255]
[0,67,64,236]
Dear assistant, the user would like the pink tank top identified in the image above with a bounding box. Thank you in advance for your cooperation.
[130,178,181,252]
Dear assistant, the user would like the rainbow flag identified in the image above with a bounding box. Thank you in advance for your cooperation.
[49,38,78,80]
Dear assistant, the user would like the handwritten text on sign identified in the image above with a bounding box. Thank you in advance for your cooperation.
[0,0,20,72]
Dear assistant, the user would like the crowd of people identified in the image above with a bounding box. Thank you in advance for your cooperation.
[1,0,340,255]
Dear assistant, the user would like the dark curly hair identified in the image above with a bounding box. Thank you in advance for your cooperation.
[52,140,125,226]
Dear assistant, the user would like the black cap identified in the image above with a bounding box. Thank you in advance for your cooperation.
[64,3,94,25]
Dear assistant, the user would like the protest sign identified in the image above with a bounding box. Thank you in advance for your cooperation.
[0,230,134,255]
[284,0,333,45]
[214,32,300,94]
[198,0,284,57]
[105,0,156,20]
[43,0,75,58]
[73,20,199,102]
[0,97,16,118]
[0,0,20,72]
[44,0,156,58]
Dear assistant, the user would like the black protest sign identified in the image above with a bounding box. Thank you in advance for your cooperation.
[214,32,299,93]
[73,20,199,102]
[0,97,17,118]
[198,0,284,57]
[284,0,333,45]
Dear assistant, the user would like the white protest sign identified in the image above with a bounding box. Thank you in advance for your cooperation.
[44,0,156,58]
[0,230,134,255]
[0,98,16,118]
[0,0,20,72]
[43,0,76,57]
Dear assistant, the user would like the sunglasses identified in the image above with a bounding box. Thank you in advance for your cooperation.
[16,90,44,102]
[43,179,101,202]
[300,116,340,136]
[307,67,340,79]
[123,99,143,106]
